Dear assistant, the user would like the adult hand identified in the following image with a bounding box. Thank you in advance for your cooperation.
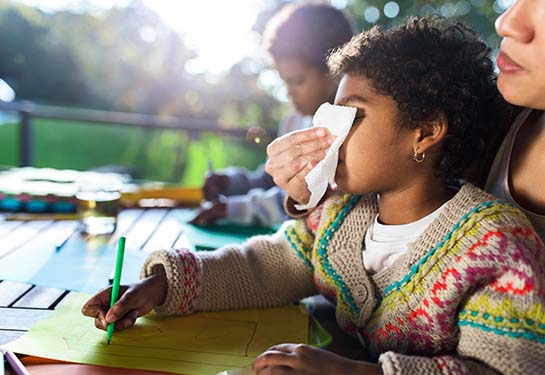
[253,343,383,375]
[189,200,227,226]
[81,270,167,332]
[202,173,230,201]
[265,127,335,206]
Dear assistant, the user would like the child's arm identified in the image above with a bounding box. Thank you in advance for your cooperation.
[212,166,275,196]
[221,186,289,226]
[140,220,317,316]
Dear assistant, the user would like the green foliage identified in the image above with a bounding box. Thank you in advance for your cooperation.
[0,122,17,165]
[0,5,87,104]
[0,116,267,185]
[346,0,501,48]
[0,0,282,128]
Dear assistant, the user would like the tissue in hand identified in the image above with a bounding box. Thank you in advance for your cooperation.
[294,102,356,211]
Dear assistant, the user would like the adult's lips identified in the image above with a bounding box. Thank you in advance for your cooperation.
[497,51,524,73]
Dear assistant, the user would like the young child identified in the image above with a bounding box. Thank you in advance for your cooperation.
[190,3,354,227]
[82,17,545,375]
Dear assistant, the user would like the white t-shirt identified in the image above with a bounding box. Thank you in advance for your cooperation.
[363,203,447,274]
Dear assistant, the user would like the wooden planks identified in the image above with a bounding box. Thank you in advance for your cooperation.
[0,307,53,345]
[0,281,33,307]
[0,281,68,345]
[121,209,169,251]
[0,220,53,259]
[12,286,67,309]
[0,329,26,345]
[108,208,145,246]
[142,209,185,252]
[0,220,24,237]
[0,221,79,283]
[0,308,53,331]
[0,207,186,348]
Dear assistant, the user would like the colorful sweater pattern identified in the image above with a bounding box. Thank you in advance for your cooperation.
[142,184,545,374]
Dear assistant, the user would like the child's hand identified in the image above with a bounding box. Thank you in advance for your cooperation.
[81,271,167,332]
[202,173,230,201]
[253,343,383,375]
[265,127,335,206]
[189,200,227,226]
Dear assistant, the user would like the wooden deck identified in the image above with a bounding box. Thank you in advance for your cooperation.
[0,208,188,345]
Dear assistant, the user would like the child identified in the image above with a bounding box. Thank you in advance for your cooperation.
[190,3,354,227]
[82,17,545,375]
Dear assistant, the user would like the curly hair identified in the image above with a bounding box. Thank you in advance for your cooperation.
[327,16,512,182]
[262,2,355,71]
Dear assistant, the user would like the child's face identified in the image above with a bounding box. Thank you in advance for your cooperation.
[275,59,337,116]
[496,0,545,109]
[334,74,418,195]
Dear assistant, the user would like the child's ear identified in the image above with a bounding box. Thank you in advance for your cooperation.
[412,112,448,154]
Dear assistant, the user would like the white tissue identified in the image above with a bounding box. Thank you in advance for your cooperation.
[294,102,356,210]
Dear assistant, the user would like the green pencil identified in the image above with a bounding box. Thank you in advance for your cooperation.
[106,236,126,345]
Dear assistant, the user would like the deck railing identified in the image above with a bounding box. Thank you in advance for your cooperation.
[0,101,253,167]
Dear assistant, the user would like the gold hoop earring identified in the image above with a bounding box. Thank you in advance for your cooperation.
[412,150,425,163]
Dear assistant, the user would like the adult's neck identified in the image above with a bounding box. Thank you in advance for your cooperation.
[376,178,454,225]
[509,109,545,214]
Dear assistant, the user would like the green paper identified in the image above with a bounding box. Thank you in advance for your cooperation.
[4,293,308,375]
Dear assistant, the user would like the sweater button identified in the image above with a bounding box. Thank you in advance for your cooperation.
[353,284,368,304]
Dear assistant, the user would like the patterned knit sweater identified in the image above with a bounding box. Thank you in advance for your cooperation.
[141,184,545,375]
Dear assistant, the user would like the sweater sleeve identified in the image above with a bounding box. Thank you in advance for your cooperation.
[378,224,545,375]
[284,196,313,219]
[140,219,317,316]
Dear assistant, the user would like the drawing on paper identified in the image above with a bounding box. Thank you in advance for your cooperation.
[4,293,308,375]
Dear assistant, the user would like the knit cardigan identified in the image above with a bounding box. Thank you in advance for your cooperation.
[141,184,545,375]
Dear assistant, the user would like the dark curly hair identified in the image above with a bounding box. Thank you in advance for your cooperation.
[327,16,512,183]
[263,2,355,71]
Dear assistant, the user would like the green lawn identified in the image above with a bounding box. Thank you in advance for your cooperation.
[0,118,267,185]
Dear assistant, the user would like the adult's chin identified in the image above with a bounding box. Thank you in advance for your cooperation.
[497,73,542,108]
[497,75,520,105]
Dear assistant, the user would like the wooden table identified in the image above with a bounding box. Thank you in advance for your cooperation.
[0,208,365,373]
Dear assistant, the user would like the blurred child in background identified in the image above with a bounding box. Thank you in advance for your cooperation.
[190,2,354,227]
